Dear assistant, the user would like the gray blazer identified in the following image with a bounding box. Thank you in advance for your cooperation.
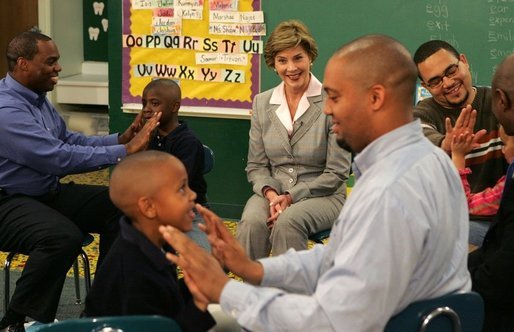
[246,87,351,203]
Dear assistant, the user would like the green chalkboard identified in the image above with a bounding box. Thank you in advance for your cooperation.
[261,0,514,91]
[108,0,514,219]
[83,0,109,61]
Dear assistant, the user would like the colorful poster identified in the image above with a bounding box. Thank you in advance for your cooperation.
[122,0,262,109]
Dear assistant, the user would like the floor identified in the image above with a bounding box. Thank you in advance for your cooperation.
[0,168,323,328]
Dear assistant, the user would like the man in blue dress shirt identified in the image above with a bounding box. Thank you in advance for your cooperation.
[0,31,159,331]
[159,35,471,331]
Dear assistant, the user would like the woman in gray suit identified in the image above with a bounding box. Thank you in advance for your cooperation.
[236,20,351,259]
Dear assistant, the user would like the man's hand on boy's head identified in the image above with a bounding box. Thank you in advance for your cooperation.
[124,112,161,155]
[159,225,229,303]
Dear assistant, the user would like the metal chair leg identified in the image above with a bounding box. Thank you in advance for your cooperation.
[73,259,81,304]
[4,252,16,313]
[80,249,91,292]
[73,249,92,305]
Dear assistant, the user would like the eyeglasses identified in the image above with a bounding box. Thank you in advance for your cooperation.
[424,60,460,89]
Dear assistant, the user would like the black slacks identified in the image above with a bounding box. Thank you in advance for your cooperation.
[0,182,121,323]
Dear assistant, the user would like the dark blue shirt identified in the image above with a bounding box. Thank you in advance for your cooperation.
[149,121,207,204]
[0,74,126,195]
[84,217,215,331]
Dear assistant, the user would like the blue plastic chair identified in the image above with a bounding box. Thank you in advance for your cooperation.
[202,144,215,175]
[308,229,331,244]
[31,315,181,332]
[384,291,484,332]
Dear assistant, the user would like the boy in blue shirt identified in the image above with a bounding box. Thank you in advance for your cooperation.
[142,79,210,250]
[143,79,207,205]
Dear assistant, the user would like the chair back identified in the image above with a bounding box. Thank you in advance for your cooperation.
[384,291,484,332]
[202,144,215,175]
[32,315,181,332]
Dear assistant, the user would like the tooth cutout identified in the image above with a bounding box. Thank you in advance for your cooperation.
[101,19,108,32]
[93,2,105,15]
[88,27,100,41]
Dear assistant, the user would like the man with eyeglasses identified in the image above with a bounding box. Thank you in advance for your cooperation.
[413,40,507,246]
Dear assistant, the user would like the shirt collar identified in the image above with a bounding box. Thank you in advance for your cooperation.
[353,119,424,179]
[119,216,173,271]
[6,73,47,108]
[269,73,322,105]
[269,74,322,135]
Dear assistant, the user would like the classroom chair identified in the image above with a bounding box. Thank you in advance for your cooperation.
[30,315,181,332]
[202,144,215,175]
[308,229,331,244]
[4,233,94,312]
[384,291,484,332]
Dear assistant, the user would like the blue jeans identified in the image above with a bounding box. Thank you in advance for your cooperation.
[469,220,491,246]
[186,211,211,251]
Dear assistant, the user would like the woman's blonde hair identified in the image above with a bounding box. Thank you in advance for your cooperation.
[264,20,318,69]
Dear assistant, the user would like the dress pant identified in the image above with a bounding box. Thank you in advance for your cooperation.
[237,193,345,260]
[0,182,121,323]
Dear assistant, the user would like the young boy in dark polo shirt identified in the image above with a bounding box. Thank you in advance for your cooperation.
[84,151,215,332]
[142,79,210,250]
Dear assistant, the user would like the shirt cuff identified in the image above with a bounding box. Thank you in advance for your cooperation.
[220,279,255,319]
[107,144,127,164]
[104,133,121,146]
[259,255,287,287]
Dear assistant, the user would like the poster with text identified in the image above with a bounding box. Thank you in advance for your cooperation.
[122,0,263,110]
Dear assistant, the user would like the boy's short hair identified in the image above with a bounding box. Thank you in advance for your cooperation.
[144,78,182,99]
[109,151,179,215]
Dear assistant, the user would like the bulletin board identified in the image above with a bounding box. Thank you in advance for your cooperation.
[121,0,263,110]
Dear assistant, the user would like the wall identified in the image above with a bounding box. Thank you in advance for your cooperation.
[83,0,109,61]
[109,0,514,219]
[0,0,38,77]
[261,0,514,89]
[108,1,252,219]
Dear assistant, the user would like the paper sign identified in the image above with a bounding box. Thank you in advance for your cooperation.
[210,10,263,23]
[176,0,204,7]
[123,34,263,53]
[196,52,248,65]
[152,17,182,35]
[133,63,246,83]
[176,7,203,19]
[209,0,238,11]
[209,23,266,36]
[132,0,174,9]
[153,8,174,16]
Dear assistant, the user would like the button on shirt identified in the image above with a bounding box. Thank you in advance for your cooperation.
[220,120,471,331]
[0,74,126,195]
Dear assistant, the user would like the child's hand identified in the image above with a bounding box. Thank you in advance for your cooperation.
[451,131,475,157]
